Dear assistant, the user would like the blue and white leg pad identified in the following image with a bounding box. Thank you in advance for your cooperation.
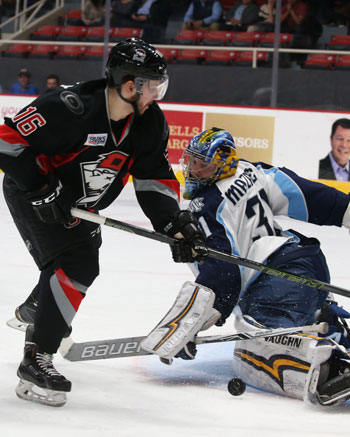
[141,281,215,359]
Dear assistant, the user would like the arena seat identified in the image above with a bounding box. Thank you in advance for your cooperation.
[202,30,235,46]
[66,9,82,25]
[334,55,350,70]
[326,35,350,51]
[31,25,62,41]
[84,26,111,42]
[56,45,87,59]
[177,48,208,64]
[174,30,205,45]
[57,26,87,42]
[30,44,59,59]
[206,49,236,65]
[158,48,179,63]
[303,54,336,69]
[231,32,262,47]
[259,32,293,48]
[3,43,33,57]
[110,27,143,42]
[84,45,111,60]
[235,51,269,66]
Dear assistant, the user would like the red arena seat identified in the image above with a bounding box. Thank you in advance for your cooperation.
[202,30,235,46]
[231,32,262,47]
[31,25,62,41]
[3,43,33,57]
[177,48,208,64]
[158,48,179,63]
[110,27,143,42]
[303,54,336,69]
[30,44,59,58]
[57,26,88,42]
[206,49,236,65]
[56,45,87,59]
[174,30,205,45]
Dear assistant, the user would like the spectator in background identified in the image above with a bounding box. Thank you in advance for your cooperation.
[247,0,275,32]
[183,0,223,31]
[0,84,3,94]
[224,0,259,32]
[9,69,38,95]
[81,0,105,26]
[46,74,60,90]
[280,0,307,33]
[319,118,350,181]
[111,0,140,27]
[333,0,350,28]
[142,0,172,43]
[131,0,157,25]
[280,0,322,63]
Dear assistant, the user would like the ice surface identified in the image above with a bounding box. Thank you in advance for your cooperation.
[1,175,349,436]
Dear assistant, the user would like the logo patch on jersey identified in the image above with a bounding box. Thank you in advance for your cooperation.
[60,91,84,115]
[84,133,108,147]
[133,49,146,63]
[189,197,204,213]
[77,151,129,206]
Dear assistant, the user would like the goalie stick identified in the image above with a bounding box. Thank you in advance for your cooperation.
[71,208,350,299]
[59,322,328,362]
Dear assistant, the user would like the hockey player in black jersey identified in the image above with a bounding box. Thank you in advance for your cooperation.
[0,38,207,406]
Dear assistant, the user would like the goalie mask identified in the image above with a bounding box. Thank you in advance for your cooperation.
[181,128,239,200]
[106,38,169,102]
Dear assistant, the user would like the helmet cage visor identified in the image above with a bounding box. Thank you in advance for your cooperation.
[181,151,219,185]
[134,74,169,100]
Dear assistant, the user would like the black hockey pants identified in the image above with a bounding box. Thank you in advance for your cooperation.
[3,175,102,353]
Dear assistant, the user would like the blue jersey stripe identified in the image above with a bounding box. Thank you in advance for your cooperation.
[259,165,308,221]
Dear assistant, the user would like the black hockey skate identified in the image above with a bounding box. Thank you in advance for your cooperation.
[317,356,350,406]
[16,327,71,407]
[15,285,39,325]
[7,286,72,338]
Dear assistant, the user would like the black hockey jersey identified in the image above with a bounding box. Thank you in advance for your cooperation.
[0,79,180,232]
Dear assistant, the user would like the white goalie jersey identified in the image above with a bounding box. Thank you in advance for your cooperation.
[188,159,349,319]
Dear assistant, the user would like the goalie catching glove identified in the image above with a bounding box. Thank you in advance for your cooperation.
[165,210,208,263]
[24,174,73,225]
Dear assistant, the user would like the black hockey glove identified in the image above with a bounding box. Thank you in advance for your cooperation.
[24,174,73,225]
[165,210,208,263]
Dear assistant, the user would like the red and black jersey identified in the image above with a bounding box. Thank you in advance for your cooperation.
[0,79,180,232]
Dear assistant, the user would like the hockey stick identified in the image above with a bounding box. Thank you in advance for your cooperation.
[71,207,350,299]
[59,322,328,362]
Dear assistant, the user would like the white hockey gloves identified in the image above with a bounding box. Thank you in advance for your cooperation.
[141,281,220,361]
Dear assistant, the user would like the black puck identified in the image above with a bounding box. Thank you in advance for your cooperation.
[227,378,246,396]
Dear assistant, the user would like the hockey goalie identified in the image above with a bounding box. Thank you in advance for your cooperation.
[142,127,350,406]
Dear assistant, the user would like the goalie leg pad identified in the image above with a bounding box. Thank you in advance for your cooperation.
[232,309,317,400]
[141,281,215,359]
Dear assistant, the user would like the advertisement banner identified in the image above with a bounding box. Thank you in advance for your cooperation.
[205,112,275,164]
[163,110,203,164]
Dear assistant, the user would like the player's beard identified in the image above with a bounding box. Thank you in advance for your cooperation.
[137,101,152,116]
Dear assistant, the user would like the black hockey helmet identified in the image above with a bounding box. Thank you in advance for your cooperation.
[106,38,168,100]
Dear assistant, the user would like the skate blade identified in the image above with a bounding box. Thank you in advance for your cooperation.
[16,379,67,407]
[6,317,28,332]
[319,388,350,406]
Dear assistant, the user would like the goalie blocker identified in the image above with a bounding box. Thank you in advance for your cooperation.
[141,282,220,359]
